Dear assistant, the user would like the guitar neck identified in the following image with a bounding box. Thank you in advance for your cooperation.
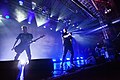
[29,35,44,44]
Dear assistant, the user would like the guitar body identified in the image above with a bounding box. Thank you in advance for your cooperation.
[14,43,28,53]
[14,35,45,53]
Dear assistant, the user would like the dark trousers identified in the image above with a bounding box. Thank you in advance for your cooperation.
[14,46,31,61]
[61,45,74,65]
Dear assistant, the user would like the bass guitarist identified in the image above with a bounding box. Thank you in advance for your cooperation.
[12,25,33,61]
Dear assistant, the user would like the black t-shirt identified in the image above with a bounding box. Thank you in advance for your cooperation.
[16,33,33,44]
[62,32,72,46]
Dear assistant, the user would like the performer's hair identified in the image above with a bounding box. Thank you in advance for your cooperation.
[63,28,67,32]
[21,25,27,29]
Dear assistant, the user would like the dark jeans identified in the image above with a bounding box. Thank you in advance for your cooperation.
[61,45,74,65]
[14,46,31,60]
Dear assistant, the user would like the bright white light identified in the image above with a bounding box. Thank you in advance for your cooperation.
[58,16,63,21]
[80,57,83,59]
[77,60,80,65]
[50,15,53,18]
[32,1,36,10]
[50,28,52,30]
[66,58,70,60]
[19,1,23,6]
[43,26,46,28]
[35,14,48,27]
[77,57,79,59]
[0,15,3,19]
[60,58,62,61]
[52,59,56,62]
[14,8,27,22]
[28,21,31,24]
[76,26,79,28]
[56,28,59,31]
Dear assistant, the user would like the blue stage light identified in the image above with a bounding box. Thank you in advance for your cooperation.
[5,15,10,19]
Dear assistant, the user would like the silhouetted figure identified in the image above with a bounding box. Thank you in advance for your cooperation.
[12,25,33,61]
[61,28,75,67]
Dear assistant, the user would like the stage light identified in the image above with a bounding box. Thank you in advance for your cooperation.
[52,59,56,62]
[28,21,31,24]
[68,22,71,25]
[56,28,59,32]
[32,1,36,10]
[60,58,62,61]
[43,26,46,28]
[77,60,80,65]
[102,24,108,28]
[19,0,23,6]
[50,28,52,30]
[72,24,75,27]
[15,8,27,22]
[80,27,82,30]
[66,58,70,60]
[81,60,84,63]
[28,11,34,24]
[5,15,10,19]
[76,26,79,28]
[77,57,79,59]
[80,57,83,59]
[35,14,48,27]
[58,16,63,21]
[0,15,2,19]
[50,15,53,18]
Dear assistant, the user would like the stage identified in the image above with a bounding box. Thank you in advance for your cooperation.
[0,57,120,80]
[0,0,120,80]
